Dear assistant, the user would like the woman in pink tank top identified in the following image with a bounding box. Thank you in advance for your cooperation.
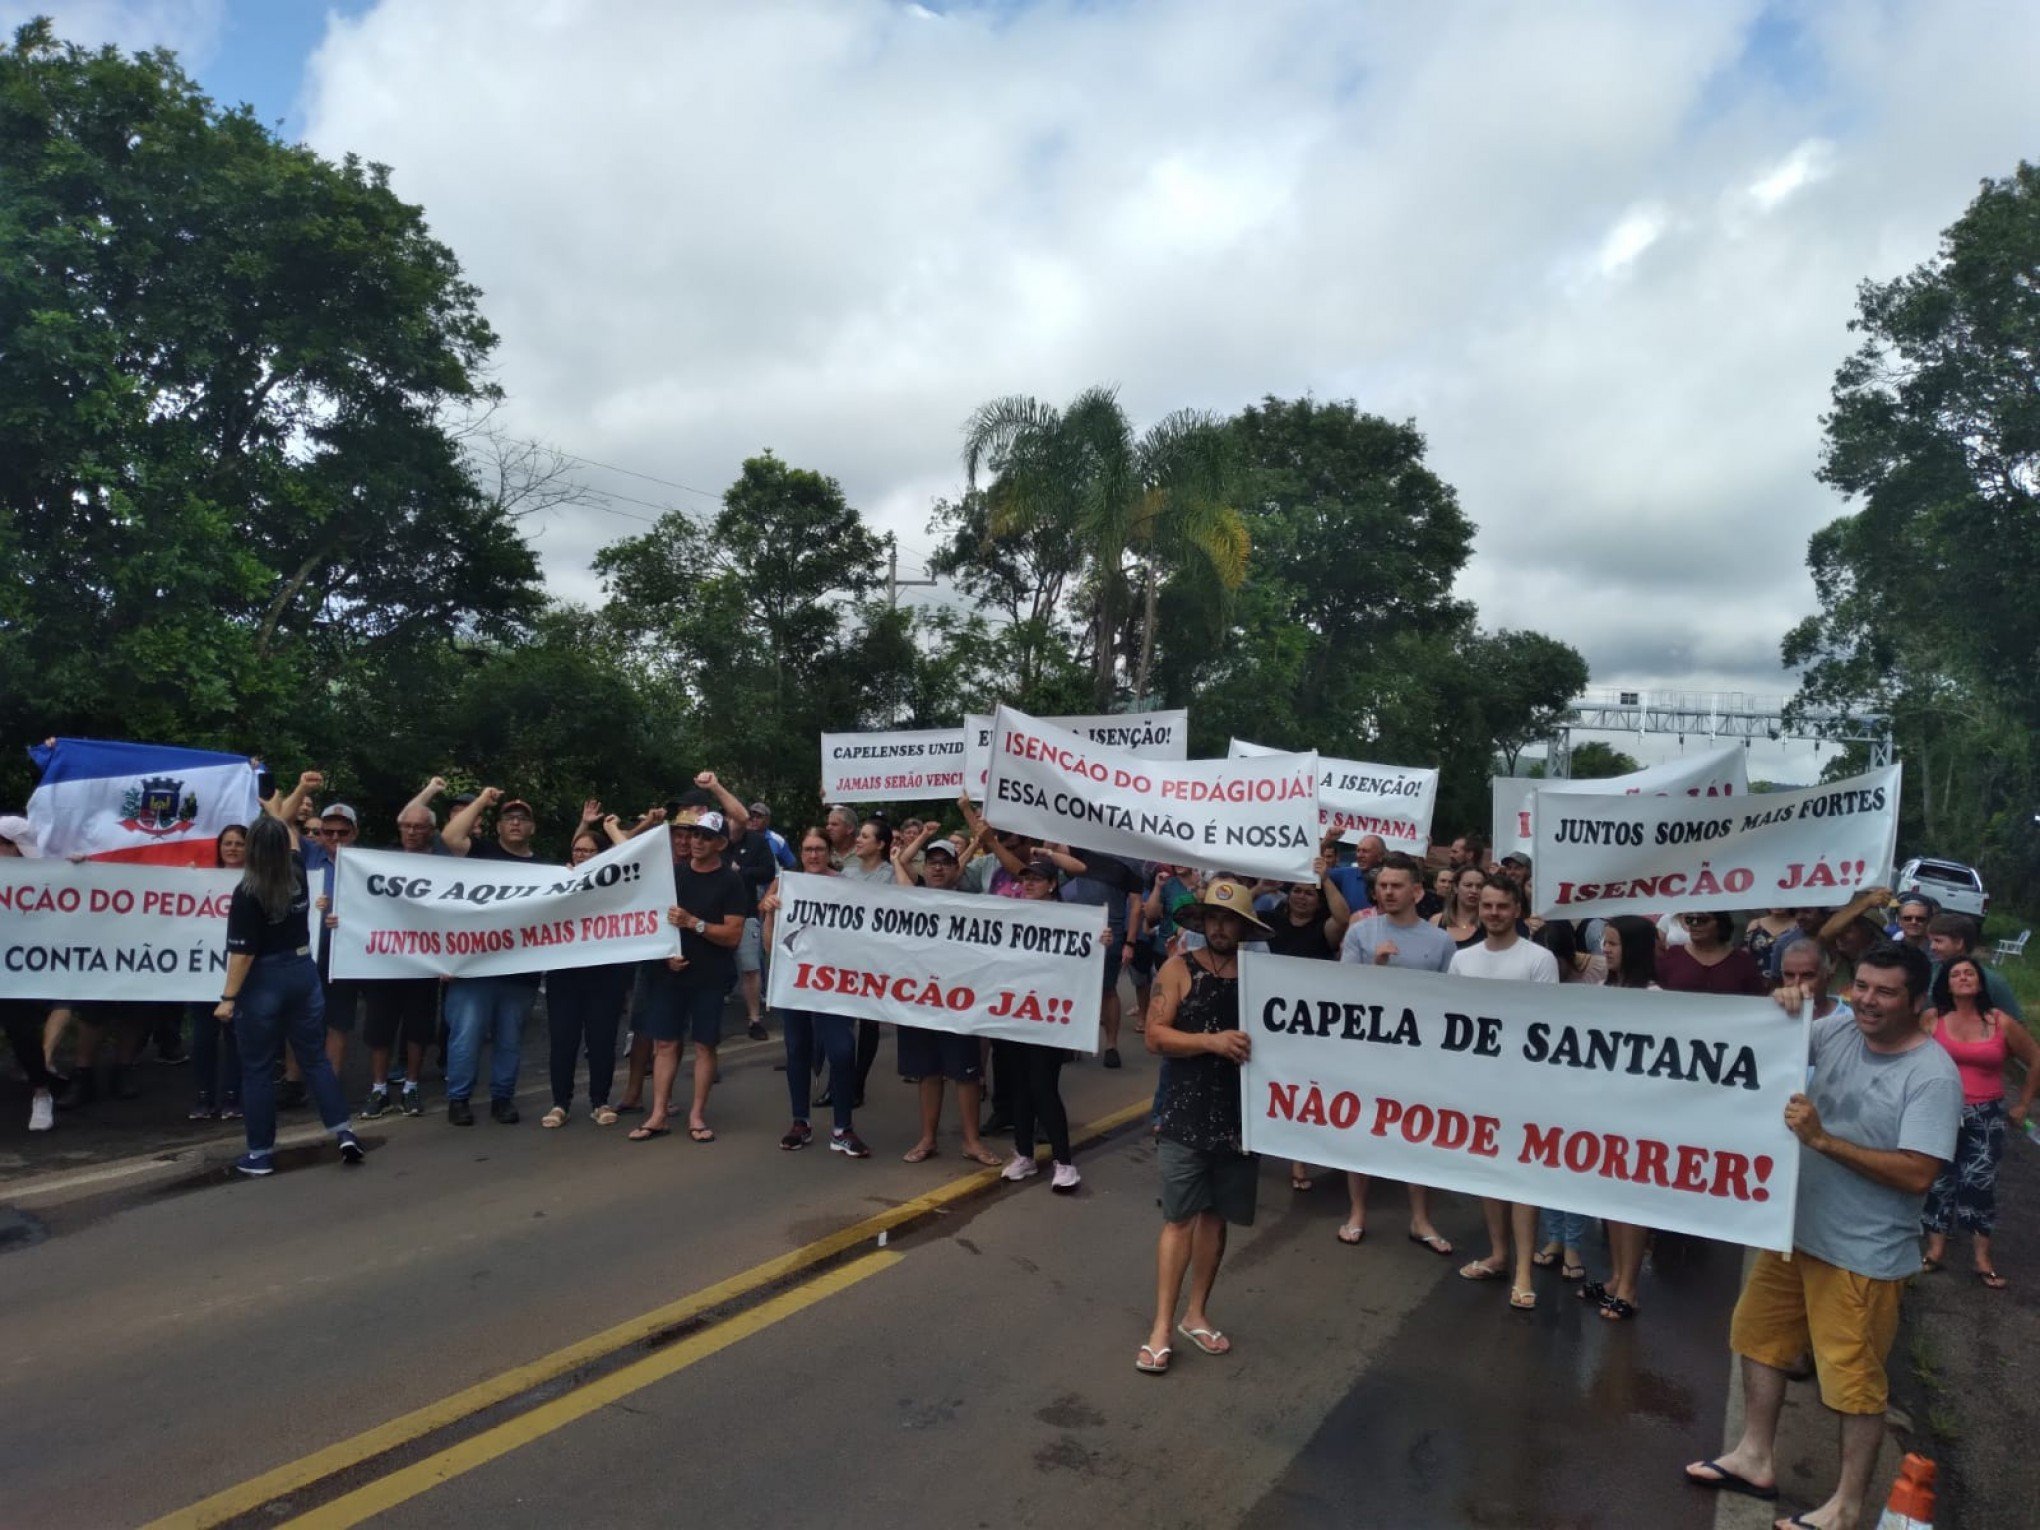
[1921,956,2040,1287]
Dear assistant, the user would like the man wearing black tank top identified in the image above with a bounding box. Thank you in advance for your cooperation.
[1136,878,1267,1376]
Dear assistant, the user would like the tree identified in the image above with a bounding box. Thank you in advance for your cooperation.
[961,387,1248,709]
[0,21,540,797]
[1561,741,1643,779]
[1142,395,1581,831]
[1784,162,2040,895]
[924,488,1090,712]
[595,453,898,811]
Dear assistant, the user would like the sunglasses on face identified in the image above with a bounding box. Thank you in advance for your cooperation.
[1899,914,1926,923]
[317,828,356,840]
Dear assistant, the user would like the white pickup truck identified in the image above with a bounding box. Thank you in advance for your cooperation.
[1896,857,1989,918]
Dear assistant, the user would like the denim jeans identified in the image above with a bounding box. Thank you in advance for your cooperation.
[188,1001,241,1109]
[1538,1207,1592,1252]
[782,1010,855,1131]
[444,976,537,1103]
[235,955,349,1152]
[546,965,626,1110]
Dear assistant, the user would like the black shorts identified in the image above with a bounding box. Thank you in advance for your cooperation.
[364,979,439,1052]
[324,979,368,1035]
[639,980,724,1047]
[896,1025,982,1083]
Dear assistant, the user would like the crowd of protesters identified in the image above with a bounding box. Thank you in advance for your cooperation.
[2,759,2025,1528]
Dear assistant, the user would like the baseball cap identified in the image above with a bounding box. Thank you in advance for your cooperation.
[319,803,359,826]
[498,798,535,817]
[923,840,959,862]
[747,801,770,818]
[688,810,729,838]
[1019,855,1058,880]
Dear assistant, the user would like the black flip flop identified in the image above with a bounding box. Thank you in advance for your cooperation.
[627,1126,670,1142]
[1682,1459,1778,1501]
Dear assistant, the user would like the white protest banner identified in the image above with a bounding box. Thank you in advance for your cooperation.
[0,860,239,1002]
[1239,954,1804,1250]
[819,728,966,803]
[765,871,1105,1050]
[963,709,1187,794]
[1491,744,1746,863]
[1532,765,1901,919]
[983,705,1318,881]
[329,831,679,980]
[1230,739,1437,853]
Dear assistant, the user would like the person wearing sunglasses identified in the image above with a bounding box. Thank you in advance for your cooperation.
[1888,894,1937,951]
[1656,911,1767,996]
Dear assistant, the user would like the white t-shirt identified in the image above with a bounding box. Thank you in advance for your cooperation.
[1449,937,1560,984]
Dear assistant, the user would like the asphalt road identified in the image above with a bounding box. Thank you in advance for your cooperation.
[0,1026,1749,1529]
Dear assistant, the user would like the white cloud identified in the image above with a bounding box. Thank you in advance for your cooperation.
[1749,138,1835,209]
[281,0,2038,714]
[0,0,223,62]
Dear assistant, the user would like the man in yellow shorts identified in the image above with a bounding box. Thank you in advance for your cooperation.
[1684,941,1958,1530]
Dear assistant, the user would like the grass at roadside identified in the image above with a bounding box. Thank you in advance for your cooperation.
[1982,908,2040,1034]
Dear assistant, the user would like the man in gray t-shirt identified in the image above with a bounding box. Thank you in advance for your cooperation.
[1332,853,1457,1254]
[1685,943,1959,1529]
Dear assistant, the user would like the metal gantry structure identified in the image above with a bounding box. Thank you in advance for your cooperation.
[1545,688,1895,778]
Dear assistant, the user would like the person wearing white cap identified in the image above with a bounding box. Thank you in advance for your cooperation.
[630,808,747,1144]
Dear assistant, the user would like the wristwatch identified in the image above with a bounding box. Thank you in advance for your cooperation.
[693,919,706,935]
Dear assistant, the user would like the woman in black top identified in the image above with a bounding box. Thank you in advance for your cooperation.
[1000,857,1081,1194]
[217,814,362,1176]
[1263,881,1340,960]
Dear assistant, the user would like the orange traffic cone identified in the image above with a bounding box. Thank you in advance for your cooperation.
[1873,1453,1936,1529]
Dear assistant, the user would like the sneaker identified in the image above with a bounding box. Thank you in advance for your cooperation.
[233,1152,275,1177]
[57,1072,95,1110]
[746,1019,768,1042]
[830,1129,871,1159]
[337,1129,366,1165]
[361,1088,391,1120]
[1102,1047,1122,1070]
[448,1097,474,1126]
[779,1121,813,1151]
[1051,1161,1082,1194]
[1001,1154,1039,1182]
[220,1103,243,1121]
[400,1085,422,1117]
[188,1100,217,1121]
[29,1090,55,1132]
[490,1098,520,1125]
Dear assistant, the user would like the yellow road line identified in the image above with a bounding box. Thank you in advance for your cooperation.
[144,1094,1151,1529]
[280,1252,902,1529]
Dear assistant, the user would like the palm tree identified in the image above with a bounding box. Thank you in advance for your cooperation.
[962,387,1248,710]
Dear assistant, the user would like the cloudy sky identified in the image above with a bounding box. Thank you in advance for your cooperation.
[10,0,2037,776]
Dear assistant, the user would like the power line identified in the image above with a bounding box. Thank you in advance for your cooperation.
[552,449,723,503]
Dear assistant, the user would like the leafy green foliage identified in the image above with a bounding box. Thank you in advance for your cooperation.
[0,21,539,805]
[1785,161,2040,903]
